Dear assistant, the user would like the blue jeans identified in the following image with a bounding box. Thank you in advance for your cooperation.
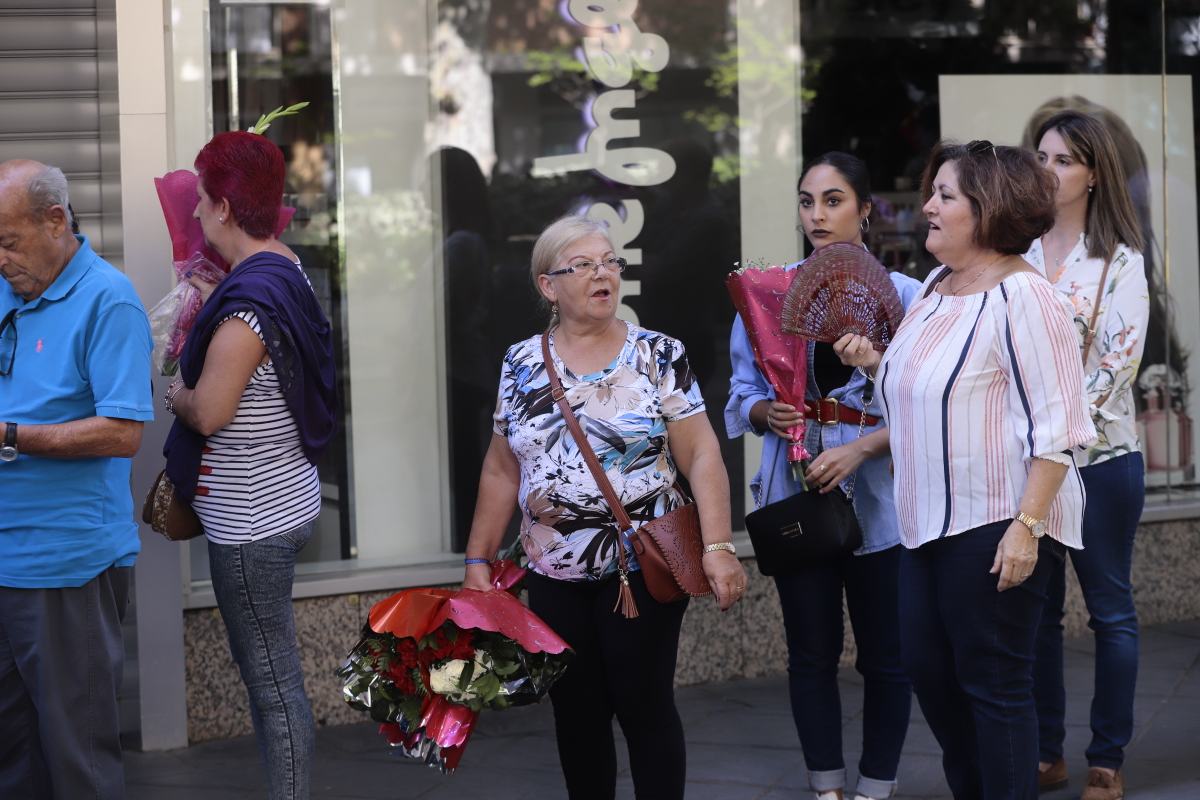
[208,522,315,800]
[900,521,1064,800]
[775,545,911,798]
[1034,452,1143,770]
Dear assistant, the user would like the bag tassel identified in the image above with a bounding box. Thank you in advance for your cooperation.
[614,569,639,619]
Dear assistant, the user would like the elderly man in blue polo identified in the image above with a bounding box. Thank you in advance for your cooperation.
[0,159,153,799]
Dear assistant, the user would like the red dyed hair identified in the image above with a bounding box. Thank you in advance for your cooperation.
[194,131,285,239]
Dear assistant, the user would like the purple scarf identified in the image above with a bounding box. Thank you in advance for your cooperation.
[164,251,337,501]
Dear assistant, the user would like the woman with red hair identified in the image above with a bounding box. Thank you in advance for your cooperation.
[163,131,337,800]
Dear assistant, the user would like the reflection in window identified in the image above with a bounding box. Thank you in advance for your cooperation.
[208,2,351,574]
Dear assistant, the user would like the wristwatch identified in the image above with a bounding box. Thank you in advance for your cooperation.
[0,422,17,462]
[1015,511,1047,539]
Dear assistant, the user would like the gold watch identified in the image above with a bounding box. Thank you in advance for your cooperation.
[1015,511,1047,539]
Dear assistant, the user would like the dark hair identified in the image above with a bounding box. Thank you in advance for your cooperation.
[194,131,285,239]
[1034,110,1144,261]
[797,151,872,212]
[921,140,1056,255]
[437,146,494,241]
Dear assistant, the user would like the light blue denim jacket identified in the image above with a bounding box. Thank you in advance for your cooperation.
[725,265,923,554]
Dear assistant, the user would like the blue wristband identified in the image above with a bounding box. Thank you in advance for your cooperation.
[464,557,490,566]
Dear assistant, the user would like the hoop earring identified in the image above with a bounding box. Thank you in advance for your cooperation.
[860,217,870,234]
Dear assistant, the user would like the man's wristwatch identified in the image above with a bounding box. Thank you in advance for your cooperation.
[1015,511,1047,539]
[0,422,17,462]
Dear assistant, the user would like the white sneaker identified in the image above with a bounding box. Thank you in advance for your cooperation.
[815,792,843,800]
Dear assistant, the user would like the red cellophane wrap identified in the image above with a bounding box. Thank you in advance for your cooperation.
[726,263,811,475]
[367,586,571,659]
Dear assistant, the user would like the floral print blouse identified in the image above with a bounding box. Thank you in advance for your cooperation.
[492,322,706,581]
[1026,234,1149,467]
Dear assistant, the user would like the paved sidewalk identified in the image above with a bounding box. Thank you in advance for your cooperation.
[126,619,1200,799]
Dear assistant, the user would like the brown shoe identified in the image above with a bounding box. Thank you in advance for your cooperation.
[1038,757,1068,793]
[1080,767,1124,800]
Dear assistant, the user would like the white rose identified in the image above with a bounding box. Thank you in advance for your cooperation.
[428,659,470,696]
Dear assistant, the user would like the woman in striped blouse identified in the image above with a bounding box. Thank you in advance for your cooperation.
[837,141,1096,800]
[164,131,337,800]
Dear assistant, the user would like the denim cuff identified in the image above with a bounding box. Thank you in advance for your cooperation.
[809,767,846,792]
[856,773,898,798]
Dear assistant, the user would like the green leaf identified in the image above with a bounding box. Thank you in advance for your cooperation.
[457,659,476,691]
[247,100,310,135]
[473,672,501,702]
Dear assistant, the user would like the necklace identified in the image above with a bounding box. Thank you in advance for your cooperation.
[1044,230,1084,281]
[945,256,1005,296]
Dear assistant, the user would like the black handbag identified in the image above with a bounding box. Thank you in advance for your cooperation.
[743,382,875,576]
[745,486,862,575]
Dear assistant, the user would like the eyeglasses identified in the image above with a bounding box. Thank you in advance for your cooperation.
[967,139,999,161]
[0,308,16,377]
[546,256,627,278]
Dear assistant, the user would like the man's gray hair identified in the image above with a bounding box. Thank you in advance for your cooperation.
[26,164,70,217]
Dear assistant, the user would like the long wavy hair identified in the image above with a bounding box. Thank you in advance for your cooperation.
[1034,110,1144,263]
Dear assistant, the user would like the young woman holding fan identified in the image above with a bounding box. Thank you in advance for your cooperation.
[1026,110,1149,800]
[836,141,1096,800]
[726,152,922,800]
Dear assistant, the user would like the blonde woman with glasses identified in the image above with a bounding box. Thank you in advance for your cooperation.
[461,215,744,800]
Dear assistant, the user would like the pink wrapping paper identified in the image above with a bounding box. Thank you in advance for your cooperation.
[367,586,571,656]
[726,264,811,470]
[153,169,295,272]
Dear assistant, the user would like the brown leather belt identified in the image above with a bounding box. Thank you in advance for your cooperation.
[803,397,880,427]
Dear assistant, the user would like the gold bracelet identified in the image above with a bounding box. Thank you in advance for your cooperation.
[703,542,736,556]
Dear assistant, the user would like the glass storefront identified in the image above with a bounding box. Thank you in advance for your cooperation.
[187,0,1200,588]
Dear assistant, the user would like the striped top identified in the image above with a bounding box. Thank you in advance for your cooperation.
[878,269,1096,549]
[191,311,321,544]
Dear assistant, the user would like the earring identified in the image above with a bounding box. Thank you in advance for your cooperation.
[218,216,225,223]
[551,303,559,318]
[860,217,870,234]
[1088,186,1094,193]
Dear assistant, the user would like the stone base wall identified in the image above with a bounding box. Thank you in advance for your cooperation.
[183,518,1200,742]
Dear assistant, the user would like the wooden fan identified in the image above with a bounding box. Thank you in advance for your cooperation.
[780,242,905,350]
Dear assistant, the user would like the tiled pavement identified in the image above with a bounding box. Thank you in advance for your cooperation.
[125,619,1200,799]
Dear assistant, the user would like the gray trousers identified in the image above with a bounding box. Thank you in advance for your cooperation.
[0,565,131,800]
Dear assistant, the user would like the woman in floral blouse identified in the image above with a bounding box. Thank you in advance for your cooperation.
[461,215,745,800]
[1026,110,1149,800]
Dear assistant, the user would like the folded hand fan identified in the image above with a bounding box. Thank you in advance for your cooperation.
[780,242,905,350]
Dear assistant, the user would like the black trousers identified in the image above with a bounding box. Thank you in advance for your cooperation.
[526,570,688,800]
[0,565,131,800]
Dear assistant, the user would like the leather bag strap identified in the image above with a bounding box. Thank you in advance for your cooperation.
[540,331,634,569]
[1080,252,1122,366]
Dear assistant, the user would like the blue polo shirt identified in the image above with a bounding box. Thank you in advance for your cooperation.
[0,236,154,588]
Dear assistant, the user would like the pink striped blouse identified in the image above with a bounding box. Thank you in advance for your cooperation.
[878,269,1096,549]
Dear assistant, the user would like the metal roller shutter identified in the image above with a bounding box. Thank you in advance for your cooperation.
[0,0,108,257]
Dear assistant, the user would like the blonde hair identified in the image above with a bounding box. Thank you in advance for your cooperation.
[530,215,612,287]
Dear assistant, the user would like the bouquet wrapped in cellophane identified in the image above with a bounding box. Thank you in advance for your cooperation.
[726,259,810,485]
[147,105,309,376]
[148,170,296,376]
[337,560,571,773]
